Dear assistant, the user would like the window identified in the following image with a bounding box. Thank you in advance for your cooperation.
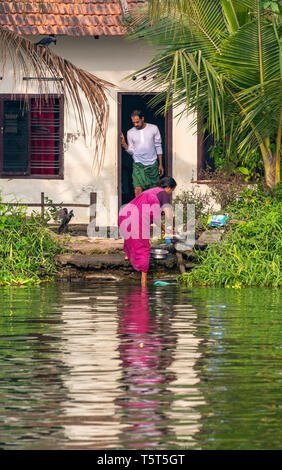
[0,95,63,178]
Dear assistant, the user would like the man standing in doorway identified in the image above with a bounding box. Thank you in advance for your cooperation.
[120,110,164,197]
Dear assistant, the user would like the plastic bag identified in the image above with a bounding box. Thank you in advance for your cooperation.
[207,214,229,227]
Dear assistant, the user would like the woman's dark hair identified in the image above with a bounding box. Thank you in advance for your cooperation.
[158,176,177,189]
[131,109,144,119]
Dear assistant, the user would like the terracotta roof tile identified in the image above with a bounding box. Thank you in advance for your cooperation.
[0,1,146,36]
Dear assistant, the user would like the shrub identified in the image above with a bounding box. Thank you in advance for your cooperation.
[173,185,214,219]
[172,186,216,238]
[178,186,282,287]
[199,168,249,209]
[0,194,63,285]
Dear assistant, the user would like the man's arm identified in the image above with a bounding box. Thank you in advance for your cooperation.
[157,154,164,177]
[121,131,134,155]
[154,127,164,176]
[120,133,128,151]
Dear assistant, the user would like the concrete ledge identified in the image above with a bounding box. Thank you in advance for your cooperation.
[57,253,129,268]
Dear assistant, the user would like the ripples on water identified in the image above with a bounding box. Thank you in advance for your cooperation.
[0,282,281,450]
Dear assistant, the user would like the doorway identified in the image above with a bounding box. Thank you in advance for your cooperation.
[118,92,172,207]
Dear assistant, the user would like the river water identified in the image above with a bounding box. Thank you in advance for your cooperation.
[0,281,281,450]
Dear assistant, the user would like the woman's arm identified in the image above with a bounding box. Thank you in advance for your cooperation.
[163,205,174,235]
[153,205,174,236]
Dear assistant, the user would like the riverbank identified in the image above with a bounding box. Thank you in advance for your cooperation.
[1,185,280,287]
[53,233,196,283]
[0,200,62,286]
[178,186,281,287]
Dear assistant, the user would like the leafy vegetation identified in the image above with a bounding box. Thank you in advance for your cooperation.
[178,185,282,287]
[207,134,264,182]
[0,21,112,171]
[127,0,282,188]
[173,185,214,219]
[200,169,254,209]
[0,194,64,286]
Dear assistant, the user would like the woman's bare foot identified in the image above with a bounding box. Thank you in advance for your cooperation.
[125,255,128,260]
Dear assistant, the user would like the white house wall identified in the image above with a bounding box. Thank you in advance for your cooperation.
[0,37,198,225]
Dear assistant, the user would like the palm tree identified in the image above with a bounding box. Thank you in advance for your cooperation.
[0,27,113,173]
[126,0,281,187]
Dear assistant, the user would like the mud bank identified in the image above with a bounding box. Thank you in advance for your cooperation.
[54,234,197,282]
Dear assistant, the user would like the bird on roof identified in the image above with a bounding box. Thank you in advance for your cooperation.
[35,35,57,47]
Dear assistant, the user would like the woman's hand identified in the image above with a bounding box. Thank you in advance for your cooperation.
[163,206,174,235]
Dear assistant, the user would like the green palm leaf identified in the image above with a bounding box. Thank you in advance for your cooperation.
[216,21,280,88]
[0,27,113,173]
[236,78,282,148]
[126,0,282,186]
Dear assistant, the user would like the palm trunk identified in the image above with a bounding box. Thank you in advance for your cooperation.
[275,107,282,186]
[264,157,276,188]
[261,124,281,187]
[260,141,276,188]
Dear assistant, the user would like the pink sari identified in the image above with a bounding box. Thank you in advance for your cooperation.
[118,187,164,273]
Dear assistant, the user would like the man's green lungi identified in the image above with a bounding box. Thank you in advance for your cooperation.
[132,160,159,190]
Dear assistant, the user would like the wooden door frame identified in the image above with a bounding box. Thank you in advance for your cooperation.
[197,121,204,179]
[117,91,173,208]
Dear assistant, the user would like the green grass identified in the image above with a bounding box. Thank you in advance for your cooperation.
[178,186,282,287]
[0,197,64,286]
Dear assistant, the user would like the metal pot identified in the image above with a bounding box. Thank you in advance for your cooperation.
[171,233,187,243]
[151,248,169,260]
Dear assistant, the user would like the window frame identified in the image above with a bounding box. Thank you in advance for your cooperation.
[196,118,216,182]
[0,94,64,179]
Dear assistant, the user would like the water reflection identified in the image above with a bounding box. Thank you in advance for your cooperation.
[0,284,68,450]
[190,288,282,450]
[0,283,281,450]
[166,296,205,448]
[58,286,122,449]
[116,286,177,448]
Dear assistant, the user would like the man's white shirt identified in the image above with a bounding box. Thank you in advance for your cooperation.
[126,123,163,166]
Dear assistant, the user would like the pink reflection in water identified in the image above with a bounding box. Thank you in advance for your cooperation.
[117,286,176,446]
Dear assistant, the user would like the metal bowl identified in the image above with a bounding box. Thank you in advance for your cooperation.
[171,233,187,243]
[151,248,169,260]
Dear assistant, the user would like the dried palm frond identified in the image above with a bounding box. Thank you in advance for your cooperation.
[0,27,115,174]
